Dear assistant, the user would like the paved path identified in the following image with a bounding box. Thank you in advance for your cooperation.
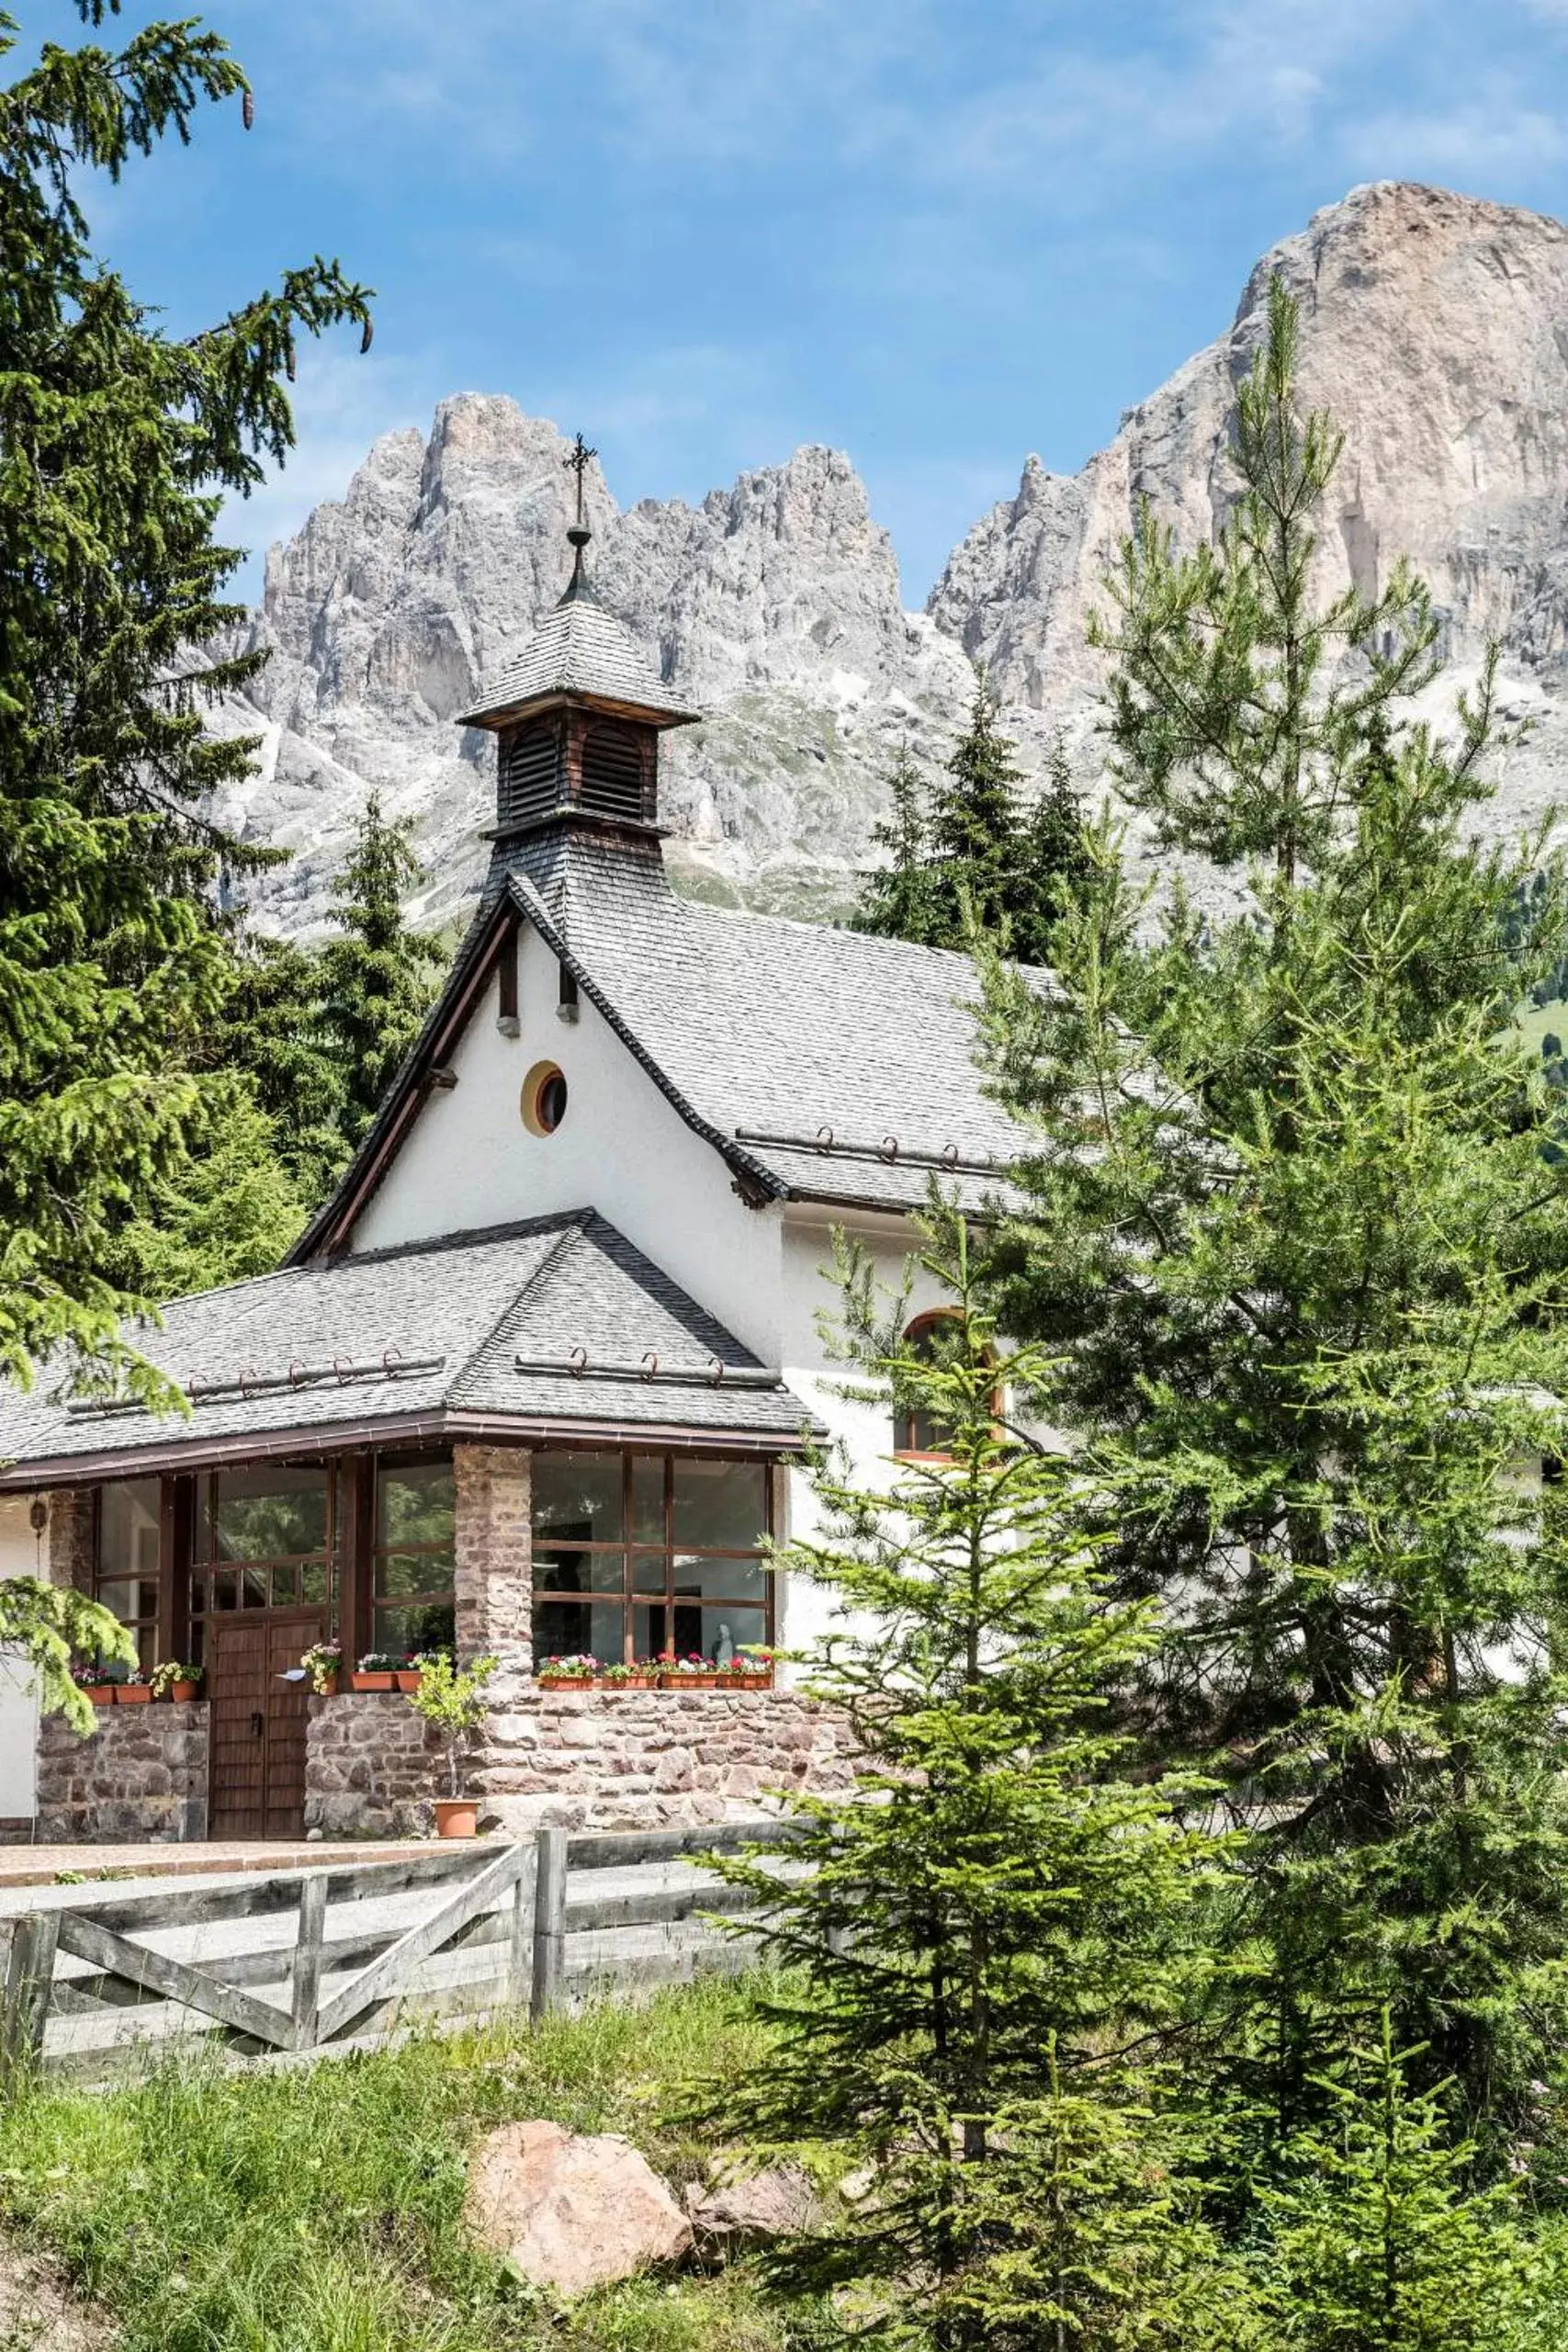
[0,1837,479,1892]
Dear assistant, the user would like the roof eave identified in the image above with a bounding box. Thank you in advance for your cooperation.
[0,1404,822,1491]
[457,689,701,733]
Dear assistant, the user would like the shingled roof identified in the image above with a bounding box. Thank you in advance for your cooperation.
[0,1211,816,1489]
[512,833,1050,1217]
[456,594,698,732]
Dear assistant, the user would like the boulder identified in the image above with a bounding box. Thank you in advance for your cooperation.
[465,2120,693,2298]
[684,2160,825,2243]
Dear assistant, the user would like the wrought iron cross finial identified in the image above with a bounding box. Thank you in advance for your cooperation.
[561,431,597,597]
[564,431,596,528]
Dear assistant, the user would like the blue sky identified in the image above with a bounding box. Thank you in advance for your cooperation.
[55,0,1568,602]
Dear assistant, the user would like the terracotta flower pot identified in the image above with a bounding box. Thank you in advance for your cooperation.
[604,1672,657,1691]
[116,1684,152,1705]
[351,1670,397,1692]
[536,1674,592,1691]
[83,1684,116,1707]
[661,1671,717,1690]
[169,1680,200,1703]
[395,1668,423,1692]
[434,1798,479,1839]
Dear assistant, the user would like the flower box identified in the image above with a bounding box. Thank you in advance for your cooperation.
[351,1670,397,1692]
[166,1680,201,1703]
[116,1683,152,1705]
[395,1668,423,1693]
[81,1683,116,1707]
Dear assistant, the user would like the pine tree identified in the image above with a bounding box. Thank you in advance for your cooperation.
[110,1075,304,1298]
[0,1,371,1406]
[317,797,446,1153]
[1250,2017,1556,2351]
[712,1206,1222,2350]
[977,277,1568,2155]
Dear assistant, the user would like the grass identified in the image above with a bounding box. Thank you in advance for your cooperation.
[0,1978,823,2352]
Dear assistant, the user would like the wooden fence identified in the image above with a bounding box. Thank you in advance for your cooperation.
[0,1821,796,2085]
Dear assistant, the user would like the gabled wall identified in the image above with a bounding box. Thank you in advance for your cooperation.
[349,921,785,1363]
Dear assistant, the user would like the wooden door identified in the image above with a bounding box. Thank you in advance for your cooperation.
[207,1611,324,1840]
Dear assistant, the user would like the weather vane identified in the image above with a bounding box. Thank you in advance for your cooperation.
[562,431,596,594]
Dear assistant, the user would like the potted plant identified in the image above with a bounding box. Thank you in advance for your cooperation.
[601,1659,660,1690]
[659,1653,719,1690]
[404,1652,499,1838]
[395,1654,424,1692]
[151,1660,204,1702]
[299,1638,343,1697]
[535,1654,599,1690]
[352,1650,400,1692]
[116,1669,152,1705]
[73,1664,118,1707]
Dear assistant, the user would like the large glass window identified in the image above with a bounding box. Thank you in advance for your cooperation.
[372,1453,455,1657]
[532,1451,772,1668]
[95,1478,161,1674]
[189,1464,337,1653]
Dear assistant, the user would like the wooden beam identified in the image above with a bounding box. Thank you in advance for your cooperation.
[54,1914,298,2052]
[291,1875,327,2039]
[1,1912,60,2086]
[530,1828,567,2021]
[314,1840,527,2043]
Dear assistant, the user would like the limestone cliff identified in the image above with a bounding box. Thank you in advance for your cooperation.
[220,181,1568,933]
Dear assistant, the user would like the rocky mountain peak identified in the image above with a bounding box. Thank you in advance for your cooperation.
[219,181,1568,934]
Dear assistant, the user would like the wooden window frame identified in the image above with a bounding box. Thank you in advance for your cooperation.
[892,1310,1000,1463]
[186,1463,340,1660]
[367,1449,456,1660]
[530,1449,775,1668]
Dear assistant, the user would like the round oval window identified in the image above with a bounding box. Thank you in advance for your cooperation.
[522,1061,569,1136]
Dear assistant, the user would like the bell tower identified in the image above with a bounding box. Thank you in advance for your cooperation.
[456,434,698,864]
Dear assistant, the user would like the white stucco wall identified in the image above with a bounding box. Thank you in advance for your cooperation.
[776,1208,956,1661]
[0,1496,40,1822]
[351,926,786,1363]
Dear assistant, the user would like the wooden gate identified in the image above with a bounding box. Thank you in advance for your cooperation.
[207,1612,323,1839]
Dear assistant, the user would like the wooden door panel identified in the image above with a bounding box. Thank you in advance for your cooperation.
[207,1611,323,1840]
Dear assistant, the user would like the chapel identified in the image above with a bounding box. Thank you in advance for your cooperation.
[0,487,1042,1844]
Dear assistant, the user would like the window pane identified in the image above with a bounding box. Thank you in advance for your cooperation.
[631,1458,664,1543]
[98,1480,161,1585]
[377,1456,455,1547]
[272,1563,298,1606]
[671,1460,767,1551]
[632,1550,666,1594]
[535,1597,626,1665]
[535,1545,624,1595]
[212,1465,329,1561]
[96,1578,158,1624]
[670,1604,768,1664]
[374,1548,454,1600]
[240,1566,269,1608]
[299,1561,333,1605]
[374,1602,456,1657]
[671,1553,767,1603]
[209,1571,238,1612]
[531,1453,623,1543]
[633,1603,668,1660]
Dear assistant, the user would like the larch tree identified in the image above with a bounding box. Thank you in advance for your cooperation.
[978,277,1568,2165]
[713,1207,1227,2351]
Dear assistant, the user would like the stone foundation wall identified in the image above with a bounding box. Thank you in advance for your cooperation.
[481,1685,857,1833]
[303,1684,856,1838]
[35,1702,209,1842]
[305,1692,448,1838]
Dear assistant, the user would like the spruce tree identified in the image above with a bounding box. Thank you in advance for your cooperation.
[1249,2017,1556,2350]
[0,0,370,1404]
[713,1207,1222,2350]
[211,933,346,1206]
[855,742,937,944]
[856,690,1091,964]
[978,277,1568,2156]
[317,796,446,1153]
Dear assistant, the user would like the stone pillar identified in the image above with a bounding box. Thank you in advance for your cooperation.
[453,1445,532,1786]
[45,1487,94,1594]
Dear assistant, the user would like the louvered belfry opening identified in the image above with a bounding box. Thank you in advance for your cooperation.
[579,717,649,822]
[499,716,564,830]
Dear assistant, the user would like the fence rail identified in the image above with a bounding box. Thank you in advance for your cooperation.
[0,1820,797,2085]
